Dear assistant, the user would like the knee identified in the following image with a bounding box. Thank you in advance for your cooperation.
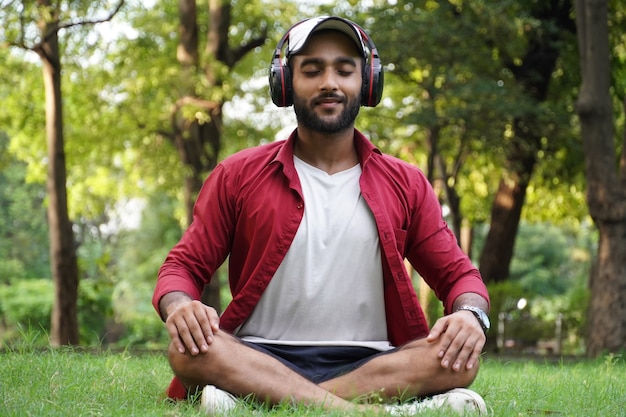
[456,360,480,388]
[167,333,233,389]
[435,354,480,392]
[167,342,206,389]
[401,338,480,393]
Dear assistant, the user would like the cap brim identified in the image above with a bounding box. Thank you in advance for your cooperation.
[287,16,366,58]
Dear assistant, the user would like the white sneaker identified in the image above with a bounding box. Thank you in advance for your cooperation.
[200,385,238,415]
[385,388,488,415]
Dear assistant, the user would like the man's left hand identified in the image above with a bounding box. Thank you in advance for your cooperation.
[426,310,486,372]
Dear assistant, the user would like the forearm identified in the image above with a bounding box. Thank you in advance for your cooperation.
[452,292,489,313]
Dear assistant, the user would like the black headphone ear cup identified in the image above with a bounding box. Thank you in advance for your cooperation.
[361,48,384,107]
[269,59,293,107]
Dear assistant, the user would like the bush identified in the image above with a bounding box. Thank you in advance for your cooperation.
[110,279,170,349]
[485,280,588,355]
[0,278,114,347]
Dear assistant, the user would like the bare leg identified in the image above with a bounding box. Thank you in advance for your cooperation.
[168,331,367,411]
[319,338,479,402]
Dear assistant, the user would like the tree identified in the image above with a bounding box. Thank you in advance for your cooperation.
[161,0,268,309]
[367,0,517,251]
[478,0,577,283]
[1,1,124,345]
[108,0,301,310]
[575,0,626,356]
[163,0,268,226]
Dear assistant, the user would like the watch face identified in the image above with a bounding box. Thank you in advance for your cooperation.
[478,310,490,330]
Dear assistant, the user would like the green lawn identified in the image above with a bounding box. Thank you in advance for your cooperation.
[1,347,624,416]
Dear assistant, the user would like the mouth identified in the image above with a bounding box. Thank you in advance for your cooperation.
[315,95,344,107]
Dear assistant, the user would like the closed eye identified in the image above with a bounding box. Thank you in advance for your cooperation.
[298,56,359,77]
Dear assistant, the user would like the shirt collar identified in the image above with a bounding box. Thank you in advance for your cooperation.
[274,128,381,168]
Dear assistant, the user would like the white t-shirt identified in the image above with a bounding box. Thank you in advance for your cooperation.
[237,156,391,351]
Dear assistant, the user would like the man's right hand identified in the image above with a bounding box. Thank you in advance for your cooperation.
[160,292,220,355]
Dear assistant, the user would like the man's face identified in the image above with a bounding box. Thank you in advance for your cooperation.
[290,31,363,134]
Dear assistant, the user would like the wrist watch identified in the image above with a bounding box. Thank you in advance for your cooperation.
[455,305,491,334]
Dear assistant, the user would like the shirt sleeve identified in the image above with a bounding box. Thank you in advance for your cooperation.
[152,164,235,317]
[405,173,489,314]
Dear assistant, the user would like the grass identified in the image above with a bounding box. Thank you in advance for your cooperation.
[1,346,624,417]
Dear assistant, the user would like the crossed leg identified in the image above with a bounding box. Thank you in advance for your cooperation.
[169,332,360,411]
[320,338,479,402]
[168,331,479,411]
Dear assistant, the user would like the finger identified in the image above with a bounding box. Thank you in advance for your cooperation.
[446,328,486,371]
[199,302,220,333]
[450,334,478,371]
[438,326,463,368]
[172,316,202,355]
[183,311,212,354]
[189,302,223,350]
[167,314,202,355]
[168,304,207,355]
[208,308,220,333]
[427,316,450,343]
[466,337,486,370]
[166,321,187,354]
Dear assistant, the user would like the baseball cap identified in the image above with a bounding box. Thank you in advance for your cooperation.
[286,16,369,58]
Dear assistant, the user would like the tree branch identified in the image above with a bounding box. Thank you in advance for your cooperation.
[230,28,268,65]
[29,0,125,52]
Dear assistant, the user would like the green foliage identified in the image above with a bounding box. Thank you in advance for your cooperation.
[0,279,53,347]
[485,280,527,321]
[475,221,593,295]
[77,278,115,345]
[105,193,183,347]
[0,134,50,281]
[509,222,591,296]
[0,278,115,347]
[363,0,554,226]
[0,0,613,352]
[478,221,592,354]
[111,280,170,348]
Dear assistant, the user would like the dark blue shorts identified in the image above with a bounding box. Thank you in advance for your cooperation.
[243,341,393,383]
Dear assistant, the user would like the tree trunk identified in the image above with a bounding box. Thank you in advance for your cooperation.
[586,223,626,355]
[170,1,266,312]
[172,0,226,311]
[425,125,464,247]
[37,12,80,346]
[575,0,626,356]
[460,219,473,258]
[479,134,537,283]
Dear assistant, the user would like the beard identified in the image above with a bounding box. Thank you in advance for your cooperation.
[293,92,361,134]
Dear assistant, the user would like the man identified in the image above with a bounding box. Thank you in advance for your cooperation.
[153,16,490,415]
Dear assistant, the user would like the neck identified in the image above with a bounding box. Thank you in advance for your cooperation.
[293,127,359,174]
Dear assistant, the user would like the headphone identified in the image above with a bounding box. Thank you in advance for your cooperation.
[269,17,384,108]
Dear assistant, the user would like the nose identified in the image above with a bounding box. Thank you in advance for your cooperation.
[319,68,339,92]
